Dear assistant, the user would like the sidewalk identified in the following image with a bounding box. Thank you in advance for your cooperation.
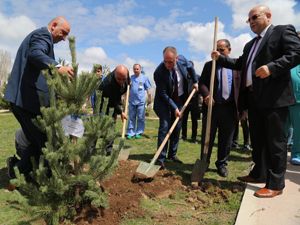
[235,155,300,225]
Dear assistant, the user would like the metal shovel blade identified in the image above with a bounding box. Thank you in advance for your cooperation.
[135,161,161,178]
[191,159,209,183]
[118,148,130,161]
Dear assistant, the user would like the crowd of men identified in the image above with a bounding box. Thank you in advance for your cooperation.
[4,4,300,198]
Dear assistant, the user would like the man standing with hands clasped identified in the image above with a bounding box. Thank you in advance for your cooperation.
[153,46,198,169]
[211,5,300,198]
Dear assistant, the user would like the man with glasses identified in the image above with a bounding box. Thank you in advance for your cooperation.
[199,39,240,177]
[212,5,300,198]
[153,46,198,169]
[5,16,74,181]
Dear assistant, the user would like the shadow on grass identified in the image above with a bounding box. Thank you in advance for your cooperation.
[201,178,247,192]
[128,153,153,162]
[228,154,252,162]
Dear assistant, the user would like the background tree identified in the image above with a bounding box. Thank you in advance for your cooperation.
[0,49,11,87]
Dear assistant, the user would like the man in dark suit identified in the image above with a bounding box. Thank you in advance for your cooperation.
[212,5,300,197]
[98,65,130,155]
[181,72,201,143]
[153,46,198,169]
[4,16,74,179]
[199,39,240,177]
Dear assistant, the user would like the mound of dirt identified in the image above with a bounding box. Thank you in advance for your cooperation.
[75,160,245,225]
[76,160,184,225]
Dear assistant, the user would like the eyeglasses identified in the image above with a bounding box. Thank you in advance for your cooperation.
[164,60,175,64]
[246,13,264,23]
[217,48,226,52]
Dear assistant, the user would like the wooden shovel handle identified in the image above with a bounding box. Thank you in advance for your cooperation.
[121,84,130,138]
[203,17,218,157]
[150,88,197,165]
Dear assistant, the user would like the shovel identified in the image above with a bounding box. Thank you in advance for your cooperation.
[118,84,131,161]
[191,17,218,185]
[135,88,196,178]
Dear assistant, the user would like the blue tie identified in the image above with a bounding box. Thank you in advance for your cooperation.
[172,69,179,101]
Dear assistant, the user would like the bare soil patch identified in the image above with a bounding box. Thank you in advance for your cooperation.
[75,160,244,225]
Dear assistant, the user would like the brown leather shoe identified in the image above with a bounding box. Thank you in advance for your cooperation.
[254,187,283,198]
[237,175,265,183]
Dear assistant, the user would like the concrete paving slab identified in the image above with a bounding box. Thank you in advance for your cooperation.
[235,156,300,225]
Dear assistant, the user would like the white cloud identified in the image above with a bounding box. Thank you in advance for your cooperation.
[77,47,114,72]
[118,25,150,44]
[184,20,252,72]
[225,0,300,30]
[0,13,36,52]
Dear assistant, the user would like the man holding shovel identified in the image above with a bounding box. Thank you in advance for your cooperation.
[98,65,130,155]
[199,39,240,177]
[153,46,198,169]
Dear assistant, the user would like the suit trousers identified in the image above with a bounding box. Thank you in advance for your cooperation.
[232,118,250,146]
[181,97,200,140]
[247,91,288,190]
[289,104,300,158]
[157,97,183,163]
[10,103,47,176]
[201,101,236,168]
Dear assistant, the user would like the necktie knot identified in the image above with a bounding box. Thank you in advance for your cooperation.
[256,35,262,41]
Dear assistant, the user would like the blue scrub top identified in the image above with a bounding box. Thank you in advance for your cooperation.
[129,74,151,105]
[291,65,300,103]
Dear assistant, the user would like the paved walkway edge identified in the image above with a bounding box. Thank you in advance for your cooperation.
[235,154,300,225]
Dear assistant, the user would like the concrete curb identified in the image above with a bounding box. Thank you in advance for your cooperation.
[235,154,300,225]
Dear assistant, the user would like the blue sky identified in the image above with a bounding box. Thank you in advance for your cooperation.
[0,0,300,79]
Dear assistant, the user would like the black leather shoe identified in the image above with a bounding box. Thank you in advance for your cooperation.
[6,155,19,179]
[217,166,228,177]
[231,142,239,149]
[191,137,197,143]
[168,156,183,164]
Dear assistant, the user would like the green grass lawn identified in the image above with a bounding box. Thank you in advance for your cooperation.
[0,111,252,225]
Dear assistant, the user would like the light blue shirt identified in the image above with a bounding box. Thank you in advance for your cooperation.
[129,74,152,105]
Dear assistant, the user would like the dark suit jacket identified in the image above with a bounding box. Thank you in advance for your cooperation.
[99,70,130,115]
[199,61,240,115]
[153,55,198,117]
[4,27,57,114]
[218,25,300,110]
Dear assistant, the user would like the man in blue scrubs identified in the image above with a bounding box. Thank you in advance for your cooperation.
[127,64,152,139]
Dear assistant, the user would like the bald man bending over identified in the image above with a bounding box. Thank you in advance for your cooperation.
[98,65,130,155]
[5,16,74,180]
